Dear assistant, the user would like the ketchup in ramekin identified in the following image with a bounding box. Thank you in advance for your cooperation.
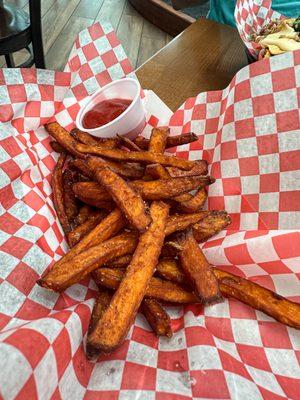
[76,78,145,140]
[82,98,132,130]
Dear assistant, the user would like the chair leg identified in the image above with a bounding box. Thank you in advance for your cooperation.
[5,53,15,68]
[29,0,45,68]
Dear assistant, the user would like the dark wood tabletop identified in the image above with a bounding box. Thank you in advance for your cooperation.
[136,17,248,111]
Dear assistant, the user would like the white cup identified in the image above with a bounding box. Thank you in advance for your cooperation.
[76,78,146,140]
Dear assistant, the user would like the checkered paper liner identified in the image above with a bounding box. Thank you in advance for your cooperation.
[235,0,283,57]
[0,22,300,400]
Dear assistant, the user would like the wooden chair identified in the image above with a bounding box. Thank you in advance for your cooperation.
[0,0,45,68]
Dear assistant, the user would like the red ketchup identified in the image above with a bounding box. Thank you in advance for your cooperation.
[82,98,132,129]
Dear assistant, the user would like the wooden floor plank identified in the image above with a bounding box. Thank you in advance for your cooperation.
[1,0,172,74]
[42,0,81,54]
[73,0,104,19]
[5,0,56,17]
[46,16,93,71]
[136,19,168,68]
[40,0,57,17]
[117,2,144,69]
[95,0,126,31]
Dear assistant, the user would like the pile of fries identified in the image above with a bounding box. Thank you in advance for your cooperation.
[38,122,300,358]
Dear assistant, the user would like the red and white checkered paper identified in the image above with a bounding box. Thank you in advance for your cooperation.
[1,22,300,400]
[235,0,283,57]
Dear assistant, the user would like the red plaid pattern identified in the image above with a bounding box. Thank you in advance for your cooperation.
[1,22,300,400]
[235,0,283,56]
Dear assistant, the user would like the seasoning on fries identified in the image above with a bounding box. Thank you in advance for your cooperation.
[62,169,79,224]
[167,160,208,177]
[178,230,222,305]
[155,259,300,330]
[192,210,231,242]
[68,210,107,247]
[87,201,169,353]
[45,122,84,158]
[148,127,169,153]
[141,299,173,338]
[130,175,215,200]
[52,152,72,236]
[146,163,193,204]
[38,231,138,291]
[74,205,93,226]
[134,132,198,150]
[86,291,173,360]
[35,122,299,361]
[76,144,198,170]
[179,188,207,213]
[71,127,119,148]
[93,268,199,304]
[73,156,144,180]
[72,176,214,203]
[87,158,151,232]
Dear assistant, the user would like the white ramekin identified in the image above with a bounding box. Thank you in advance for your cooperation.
[76,78,146,140]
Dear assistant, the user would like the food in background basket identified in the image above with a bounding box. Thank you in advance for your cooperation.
[252,16,300,59]
[37,123,300,359]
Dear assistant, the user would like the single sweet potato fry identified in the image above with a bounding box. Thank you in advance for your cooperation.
[42,208,126,276]
[70,177,212,204]
[52,152,72,236]
[94,268,199,303]
[37,231,138,292]
[50,141,65,153]
[73,181,111,202]
[165,211,209,236]
[88,201,169,353]
[72,194,113,210]
[62,169,79,223]
[109,254,132,268]
[117,134,142,151]
[145,163,193,203]
[71,128,118,148]
[84,156,144,180]
[71,179,198,203]
[134,132,198,150]
[87,159,151,232]
[69,159,95,180]
[167,160,208,177]
[178,230,222,305]
[70,128,100,146]
[45,122,84,158]
[68,210,107,247]
[74,205,93,226]
[141,299,173,337]
[88,289,112,335]
[86,288,113,359]
[192,210,231,242]
[156,258,186,284]
[76,144,197,170]
[179,188,207,213]
[160,242,182,258]
[130,175,215,200]
[148,127,169,153]
[214,269,300,329]
[145,163,170,180]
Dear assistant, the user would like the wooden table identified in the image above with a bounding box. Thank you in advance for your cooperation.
[136,18,248,111]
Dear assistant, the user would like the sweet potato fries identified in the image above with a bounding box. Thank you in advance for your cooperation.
[37,123,300,361]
